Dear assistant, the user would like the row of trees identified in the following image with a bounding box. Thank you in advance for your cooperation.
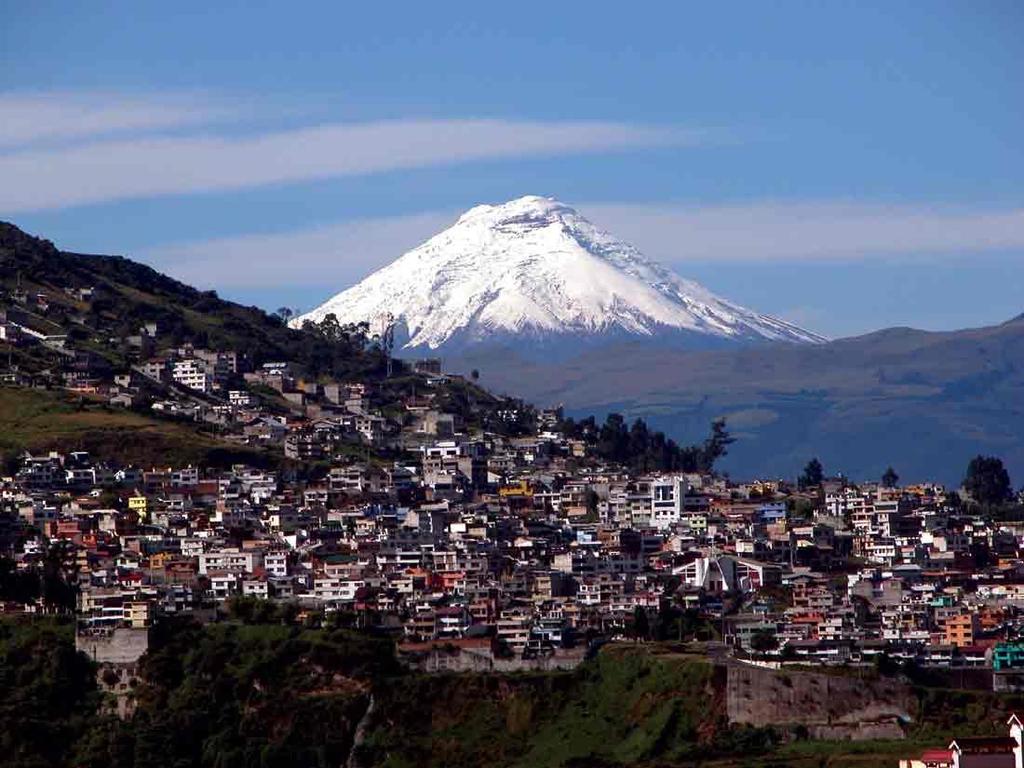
[797,457,895,490]
[629,601,718,642]
[561,414,735,474]
[298,313,371,350]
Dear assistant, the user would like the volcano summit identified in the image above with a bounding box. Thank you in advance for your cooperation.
[295,196,826,352]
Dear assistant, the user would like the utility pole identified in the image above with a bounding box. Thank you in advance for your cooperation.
[377,312,396,378]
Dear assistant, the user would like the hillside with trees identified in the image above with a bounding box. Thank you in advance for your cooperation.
[0,221,388,381]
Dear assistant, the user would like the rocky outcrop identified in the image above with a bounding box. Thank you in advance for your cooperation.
[725,661,914,740]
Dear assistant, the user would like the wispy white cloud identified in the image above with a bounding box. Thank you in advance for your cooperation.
[0,107,692,212]
[0,91,238,149]
[145,211,458,303]
[143,200,1024,301]
[583,201,1024,262]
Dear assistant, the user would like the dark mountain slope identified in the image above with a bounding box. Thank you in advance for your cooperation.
[461,316,1024,484]
[0,221,386,380]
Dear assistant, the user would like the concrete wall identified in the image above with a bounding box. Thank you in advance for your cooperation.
[994,671,1024,693]
[725,661,914,740]
[401,646,587,673]
[76,627,150,664]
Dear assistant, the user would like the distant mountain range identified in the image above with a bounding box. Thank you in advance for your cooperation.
[455,314,1024,485]
[296,195,825,352]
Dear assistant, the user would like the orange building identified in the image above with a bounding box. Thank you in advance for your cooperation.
[942,612,978,648]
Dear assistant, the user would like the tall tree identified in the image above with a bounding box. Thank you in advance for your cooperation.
[963,455,1012,507]
[598,413,629,463]
[699,418,735,473]
[799,458,824,490]
[750,629,779,654]
[632,606,650,641]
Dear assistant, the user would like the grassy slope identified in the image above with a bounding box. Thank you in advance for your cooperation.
[362,647,761,768]
[0,387,274,468]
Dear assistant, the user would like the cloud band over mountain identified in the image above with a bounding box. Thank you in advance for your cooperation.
[0,92,695,212]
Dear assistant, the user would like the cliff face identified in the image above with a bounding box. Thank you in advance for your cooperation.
[725,662,914,740]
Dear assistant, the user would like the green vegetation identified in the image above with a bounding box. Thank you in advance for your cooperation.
[799,457,824,490]
[8,617,1024,768]
[0,387,273,469]
[749,629,779,654]
[0,617,102,768]
[0,546,77,612]
[964,455,1013,508]
[910,686,1024,742]
[360,646,741,768]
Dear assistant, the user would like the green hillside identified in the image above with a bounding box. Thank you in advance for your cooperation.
[360,647,737,768]
[0,387,274,470]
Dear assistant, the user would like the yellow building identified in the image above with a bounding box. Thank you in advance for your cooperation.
[128,494,148,520]
[499,481,531,498]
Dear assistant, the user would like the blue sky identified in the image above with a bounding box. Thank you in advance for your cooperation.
[2,1,1022,337]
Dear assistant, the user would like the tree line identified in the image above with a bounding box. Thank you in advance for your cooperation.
[560,413,735,474]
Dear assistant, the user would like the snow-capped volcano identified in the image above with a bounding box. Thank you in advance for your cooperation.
[294,195,826,350]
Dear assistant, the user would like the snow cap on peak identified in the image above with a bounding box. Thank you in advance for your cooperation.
[456,195,577,225]
[295,194,828,349]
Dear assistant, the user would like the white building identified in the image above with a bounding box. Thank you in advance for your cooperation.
[198,548,263,575]
[172,359,213,393]
[650,476,685,530]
